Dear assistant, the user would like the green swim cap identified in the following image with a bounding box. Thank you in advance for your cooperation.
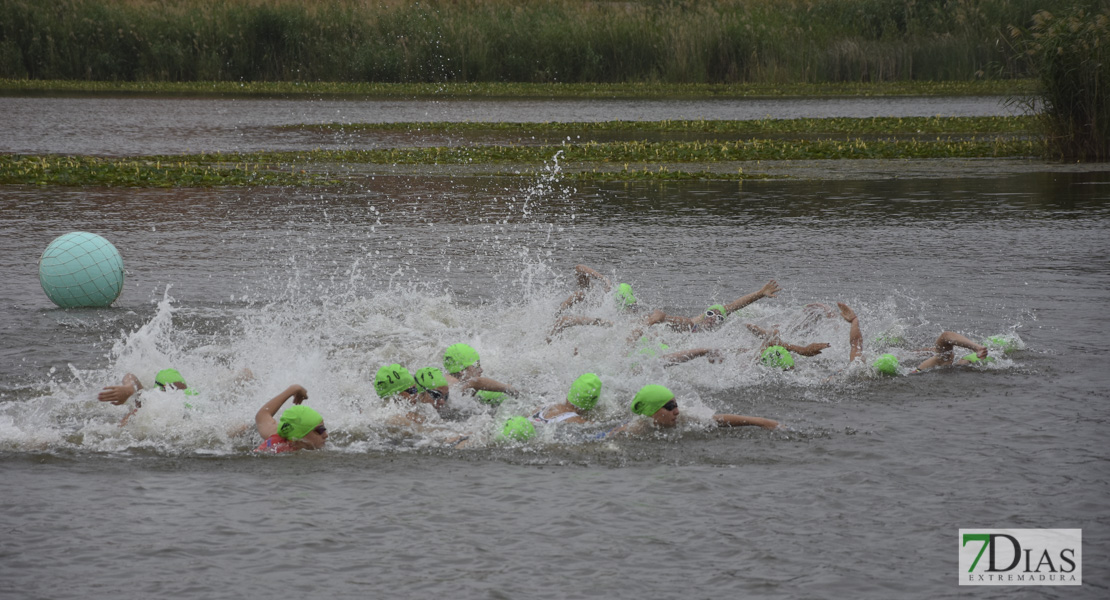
[443,343,480,374]
[760,346,795,370]
[277,405,323,440]
[615,283,637,308]
[475,390,506,405]
[707,304,727,318]
[414,367,449,391]
[374,364,415,399]
[962,353,997,365]
[632,337,669,358]
[500,416,536,442]
[986,335,1017,353]
[873,353,899,376]
[630,384,675,416]
[154,368,187,389]
[566,373,602,411]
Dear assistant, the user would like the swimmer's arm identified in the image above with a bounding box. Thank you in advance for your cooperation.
[627,309,668,342]
[97,373,142,405]
[550,315,612,337]
[463,376,519,396]
[780,342,831,357]
[661,348,722,366]
[254,384,308,439]
[724,279,782,314]
[557,290,588,314]
[713,414,780,430]
[574,264,612,291]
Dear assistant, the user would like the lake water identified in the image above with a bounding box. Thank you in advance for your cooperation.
[0,96,1107,599]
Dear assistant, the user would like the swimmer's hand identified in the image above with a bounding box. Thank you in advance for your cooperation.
[760,280,782,299]
[643,309,667,326]
[291,385,308,405]
[98,385,135,405]
[799,342,831,356]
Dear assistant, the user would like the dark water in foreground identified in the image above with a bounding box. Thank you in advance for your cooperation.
[1,170,1108,598]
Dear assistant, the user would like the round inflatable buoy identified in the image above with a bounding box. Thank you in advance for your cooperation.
[38,232,124,308]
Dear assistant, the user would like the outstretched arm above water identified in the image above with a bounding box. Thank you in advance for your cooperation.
[915,331,988,371]
[838,302,864,364]
[745,323,831,356]
[713,413,780,430]
[723,280,782,315]
[557,265,614,314]
[255,384,307,439]
[98,373,142,406]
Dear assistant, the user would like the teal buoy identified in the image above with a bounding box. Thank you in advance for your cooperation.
[38,232,124,308]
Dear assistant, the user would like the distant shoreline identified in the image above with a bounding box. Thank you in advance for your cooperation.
[0,79,1035,100]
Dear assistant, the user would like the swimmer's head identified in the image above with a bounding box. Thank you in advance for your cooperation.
[154,368,187,391]
[873,353,899,376]
[414,367,450,409]
[374,364,416,399]
[985,335,1018,353]
[475,390,506,406]
[704,304,727,326]
[962,353,997,365]
[566,373,602,411]
[277,405,324,441]
[630,384,679,427]
[443,343,480,375]
[499,416,536,442]
[414,367,448,390]
[760,346,795,370]
[615,283,637,309]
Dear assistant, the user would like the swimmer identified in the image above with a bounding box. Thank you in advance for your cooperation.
[97,367,227,426]
[556,264,639,314]
[254,384,328,453]
[529,373,602,426]
[549,265,639,339]
[913,331,990,372]
[741,326,830,361]
[442,343,519,405]
[836,302,990,375]
[603,384,779,437]
[637,279,782,335]
[375,363,470,447]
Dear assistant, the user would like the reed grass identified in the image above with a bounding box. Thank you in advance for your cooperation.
[0,78,1036,98]
[0,0,1070,84]
[1011,4,1109,161]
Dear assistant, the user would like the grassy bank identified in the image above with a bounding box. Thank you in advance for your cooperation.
[0,0,1065,84]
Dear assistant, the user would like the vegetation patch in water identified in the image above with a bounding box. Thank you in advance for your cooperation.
[207,138,1038,166]
[292,117,1036,136]
[0,133,1040,187]
[0,155,339,187]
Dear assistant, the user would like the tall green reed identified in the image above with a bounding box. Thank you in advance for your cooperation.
[1011,3,1109,161]
[0,0,1073,84]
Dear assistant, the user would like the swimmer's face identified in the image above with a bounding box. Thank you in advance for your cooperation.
[418,386,449,410]
[651,399,680,428]
[701,309,726,330]
[303,423,328,449]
